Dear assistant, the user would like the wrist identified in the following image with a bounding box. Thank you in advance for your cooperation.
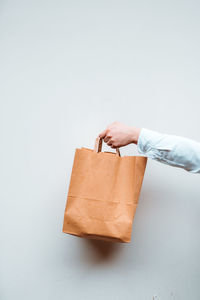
[130,127,141,144]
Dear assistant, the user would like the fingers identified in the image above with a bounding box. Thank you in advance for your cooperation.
[107,139,113,146]
[98,129,117,148]
[109,142,118,149]
[99,129,112,140]
[99,129,107,139]
[98,126,114,146]
[111,144,116,149]
[98,122,121,149]
[104,136,110,143]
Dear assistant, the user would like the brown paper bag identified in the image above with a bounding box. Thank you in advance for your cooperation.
[62,137,147,243]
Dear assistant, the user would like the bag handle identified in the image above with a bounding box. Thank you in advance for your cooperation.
[94,136,121,157]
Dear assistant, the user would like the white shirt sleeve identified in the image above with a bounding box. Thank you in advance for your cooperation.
[137,128,200,174]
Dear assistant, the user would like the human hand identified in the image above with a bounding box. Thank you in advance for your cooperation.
[99,121,141,148]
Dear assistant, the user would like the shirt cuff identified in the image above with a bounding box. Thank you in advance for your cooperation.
[137,128,165,154]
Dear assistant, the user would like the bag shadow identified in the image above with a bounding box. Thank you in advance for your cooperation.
[82,238,124,263]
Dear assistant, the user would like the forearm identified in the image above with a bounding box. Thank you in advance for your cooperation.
[136,128,200,174]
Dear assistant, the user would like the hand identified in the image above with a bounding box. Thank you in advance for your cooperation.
[99,121,141,148]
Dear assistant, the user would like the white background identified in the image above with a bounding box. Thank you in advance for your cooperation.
[1,0,200,299]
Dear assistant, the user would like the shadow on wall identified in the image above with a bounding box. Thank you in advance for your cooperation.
[80,238,126,265]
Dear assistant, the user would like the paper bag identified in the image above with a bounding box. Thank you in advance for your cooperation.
[62,137,147,243]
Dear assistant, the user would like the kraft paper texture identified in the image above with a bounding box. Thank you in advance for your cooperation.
[63,141,147,243]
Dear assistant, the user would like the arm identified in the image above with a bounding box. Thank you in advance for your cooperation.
[99,121,200,174]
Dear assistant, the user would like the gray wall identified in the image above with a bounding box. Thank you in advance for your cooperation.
[1,0,200,299]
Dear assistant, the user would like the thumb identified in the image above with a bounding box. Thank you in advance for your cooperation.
[99,129,107,139]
